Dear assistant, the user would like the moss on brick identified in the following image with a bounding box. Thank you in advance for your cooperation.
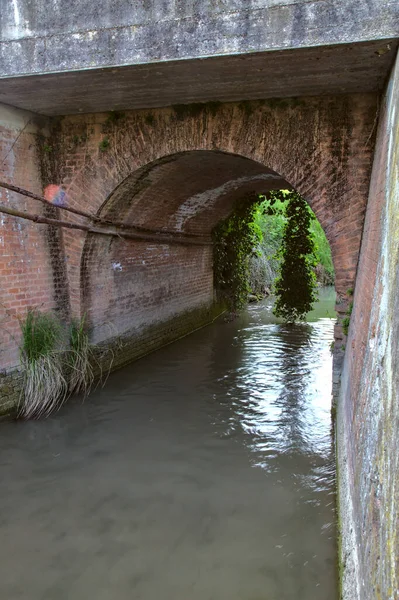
[0,370,22,417]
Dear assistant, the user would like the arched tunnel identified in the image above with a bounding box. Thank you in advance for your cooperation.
[79,150,334,351]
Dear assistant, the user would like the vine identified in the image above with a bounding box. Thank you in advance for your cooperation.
[213,190,326,320]
[213,195,262,311]
[272,191,318,322]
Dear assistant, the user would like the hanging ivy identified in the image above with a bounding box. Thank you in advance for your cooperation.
[213,195,262,311]
[272,191,318,322]
[213,190,319,320]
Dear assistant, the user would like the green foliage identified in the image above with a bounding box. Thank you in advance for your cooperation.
[272,191,318,322]
[99,137,110,152]
[43,144,53,153]
[20,309,61,363]
[72,133,88,146]
[342,301,353,335]
[19,309,67,419]
[18,310,97,419]
[248,193,287,294]
[68,316,94,397]
[310,217,335,284]
[215,189,333,318]
[213,196,262,310]
[342,316,351,336]
[250,190,334,287]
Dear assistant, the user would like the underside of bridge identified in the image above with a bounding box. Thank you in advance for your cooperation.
[82,151,289,345]
[0,1,398,599]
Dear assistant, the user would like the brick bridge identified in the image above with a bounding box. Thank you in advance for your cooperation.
[0,2,398,599]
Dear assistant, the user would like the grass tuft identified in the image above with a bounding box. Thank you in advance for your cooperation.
[18,309,67,419]
[68,317,94,397]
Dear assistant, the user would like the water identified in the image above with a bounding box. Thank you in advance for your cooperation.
[0,288,337,600]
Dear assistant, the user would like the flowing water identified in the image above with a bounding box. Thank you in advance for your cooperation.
[0,288,337,600]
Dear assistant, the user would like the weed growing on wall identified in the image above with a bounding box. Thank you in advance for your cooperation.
[342,301,353,336]
[99,137,110,152]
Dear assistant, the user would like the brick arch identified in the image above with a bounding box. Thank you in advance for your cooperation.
[56,96,376,356]
[96,150,289,232]
[80,149,293,344]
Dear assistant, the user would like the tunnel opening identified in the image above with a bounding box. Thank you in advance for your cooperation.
[80,150,338,375]
[212,189,335,317]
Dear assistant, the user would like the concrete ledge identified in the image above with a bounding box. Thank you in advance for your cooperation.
[1,0,398,78]
[0,40,397,116]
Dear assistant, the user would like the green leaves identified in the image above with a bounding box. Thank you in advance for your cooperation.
[273,192,318,322]
[213,190,330,321]
[19,309,61,362]
[213,196,261,310]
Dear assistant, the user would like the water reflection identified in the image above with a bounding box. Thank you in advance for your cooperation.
[0,288,337,600]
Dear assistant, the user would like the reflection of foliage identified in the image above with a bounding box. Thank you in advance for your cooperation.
[213,196,262,310]
[272,191,318,322]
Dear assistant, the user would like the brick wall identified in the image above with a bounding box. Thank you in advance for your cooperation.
[338,52,399,600]
[56,95,377,350]
[0,94,377,414]
[82,237,214,343]
[0,104,54,371]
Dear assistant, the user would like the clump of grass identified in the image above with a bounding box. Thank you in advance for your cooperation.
[18,309,67,420]
[68,317,94,397]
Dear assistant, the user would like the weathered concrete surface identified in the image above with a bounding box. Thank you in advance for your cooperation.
[0,40,397,116]
[338,51,399,600]
[0,0,398,115]
[1,0,397,75]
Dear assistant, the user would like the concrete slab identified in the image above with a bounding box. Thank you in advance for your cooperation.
[0,40,397,115]
[1,0,398,77]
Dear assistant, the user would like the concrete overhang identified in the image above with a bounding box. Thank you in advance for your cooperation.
[0,40,397,116]
[0,0,398,115]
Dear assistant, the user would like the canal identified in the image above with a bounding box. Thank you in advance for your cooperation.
[0,287,337,599]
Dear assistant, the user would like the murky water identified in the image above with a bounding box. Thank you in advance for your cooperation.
[0,288,337,600]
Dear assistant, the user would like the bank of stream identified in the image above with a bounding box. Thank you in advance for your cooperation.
[0,287,337,599]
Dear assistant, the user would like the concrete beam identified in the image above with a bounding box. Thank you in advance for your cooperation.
[1,0,398,78]
[0,40,397,115]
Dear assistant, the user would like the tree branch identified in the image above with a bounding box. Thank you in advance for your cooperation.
[0,203,211,246]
